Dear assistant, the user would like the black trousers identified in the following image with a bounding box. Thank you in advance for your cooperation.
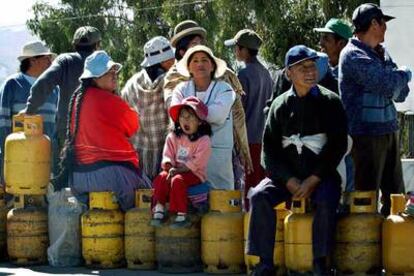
[246,177,340,260]
[352,132,404,216]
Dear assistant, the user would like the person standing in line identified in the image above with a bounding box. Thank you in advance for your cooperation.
[339,3,412,216]
[314,18,354,201]
[121,36,175,180]
[314,18,353,79]
[224,29,273,210]
[0,41,58,182]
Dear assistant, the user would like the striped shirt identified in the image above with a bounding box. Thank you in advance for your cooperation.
[0,73,58,179]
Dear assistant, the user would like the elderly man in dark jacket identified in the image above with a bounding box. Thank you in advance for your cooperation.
[247,45,348,276]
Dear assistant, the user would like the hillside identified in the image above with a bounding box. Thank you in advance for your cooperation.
[0,25,38,84]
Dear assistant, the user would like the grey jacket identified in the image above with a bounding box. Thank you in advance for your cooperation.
[26,50,93,138]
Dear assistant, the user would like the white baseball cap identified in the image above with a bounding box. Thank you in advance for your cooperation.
[141,36,175,67]
[17,41,56,62]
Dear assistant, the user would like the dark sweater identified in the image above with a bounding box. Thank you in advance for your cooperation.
[264,67,338,116]
[26,50,94,138]
[262,85,348,186]
[238,57,273,144]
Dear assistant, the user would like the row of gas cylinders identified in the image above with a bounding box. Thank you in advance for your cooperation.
[78,190,414,274]
[1,189,414,274]
[0,114,50,264]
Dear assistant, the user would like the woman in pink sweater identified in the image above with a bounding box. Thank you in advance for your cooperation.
[152,96,212,228]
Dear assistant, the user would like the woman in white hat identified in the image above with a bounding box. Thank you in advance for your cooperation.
[171,45,236,190]
[121,36,175,180]
[56,50,151,211]
[0,41,58,179]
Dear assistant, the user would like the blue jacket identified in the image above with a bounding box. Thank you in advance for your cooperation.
[0,72,59,179]
[339,38,410,136]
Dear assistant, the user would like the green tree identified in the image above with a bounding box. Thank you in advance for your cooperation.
[27,0,379,82]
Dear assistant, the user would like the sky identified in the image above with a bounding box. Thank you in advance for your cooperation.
[0,0,58,28]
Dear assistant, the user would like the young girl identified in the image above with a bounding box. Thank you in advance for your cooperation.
[152,96,212,228]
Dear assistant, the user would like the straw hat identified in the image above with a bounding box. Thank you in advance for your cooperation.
[176,45,227,79]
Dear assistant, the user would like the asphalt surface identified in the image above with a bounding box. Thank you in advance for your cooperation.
[0,263,210,276]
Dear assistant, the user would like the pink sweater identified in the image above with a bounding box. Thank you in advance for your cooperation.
[162,133,211,182]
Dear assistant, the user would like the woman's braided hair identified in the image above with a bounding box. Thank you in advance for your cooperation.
[53,78,92,188]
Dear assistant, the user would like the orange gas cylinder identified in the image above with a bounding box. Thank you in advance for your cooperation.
[284,198,313,273]
[334,191,383,274]
[4,115,50,196]
[201,190,244,274]
[383,194,414,274]
[244,203,291,275]
[125,189,155,270]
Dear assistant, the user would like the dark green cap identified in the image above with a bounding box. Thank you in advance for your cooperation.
[314,18,353,40]
[72,26,101,46]
[224,29,263,50]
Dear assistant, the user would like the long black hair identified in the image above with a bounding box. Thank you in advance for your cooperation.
[53,78,93,188]
[172,106,212,142]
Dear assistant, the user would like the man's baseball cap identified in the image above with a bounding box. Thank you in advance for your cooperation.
[352,3,395,31]
[72,26,101,46]
[224,29,263,50]
[313,18,353,39]
[285,45,318,68]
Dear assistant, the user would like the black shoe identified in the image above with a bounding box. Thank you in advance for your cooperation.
[313,257,333,276]
[251,262,275,276]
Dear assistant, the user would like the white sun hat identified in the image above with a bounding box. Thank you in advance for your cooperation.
[141,36,175,67]
[176,45,227,79]
[80,50,122,80]
[17,41,57,62]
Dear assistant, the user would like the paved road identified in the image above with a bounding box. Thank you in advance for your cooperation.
[0,263,210,276]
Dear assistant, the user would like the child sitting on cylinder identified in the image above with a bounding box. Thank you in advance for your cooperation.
[152,96,212,228]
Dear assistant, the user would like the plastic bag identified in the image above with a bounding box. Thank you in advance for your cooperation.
[47,185,86,267]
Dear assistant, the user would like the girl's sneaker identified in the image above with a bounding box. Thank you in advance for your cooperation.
[170,213,191,229]
[150,204,165,227]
